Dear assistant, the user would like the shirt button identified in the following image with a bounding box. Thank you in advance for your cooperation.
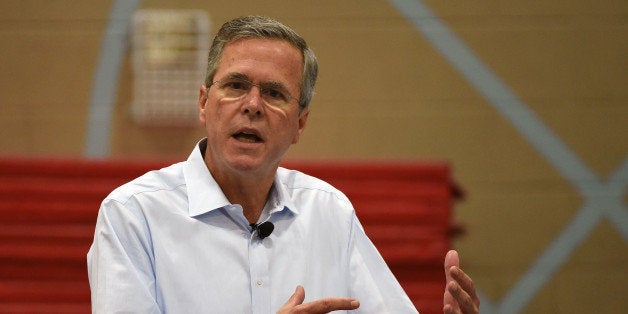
[256,279,263,286]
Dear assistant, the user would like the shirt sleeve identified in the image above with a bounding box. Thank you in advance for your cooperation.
[348,213,420,314]
[87,198,162,314]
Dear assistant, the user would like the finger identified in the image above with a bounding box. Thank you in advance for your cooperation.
[447,280,478,314]
[282,285,306,309]
[443,250,460,310]
[443,303,456,314]
[450,267,480,311]
[450,267,476,299]
[443,289,460,314]
[297,297,360,313]
[444,250,460,283]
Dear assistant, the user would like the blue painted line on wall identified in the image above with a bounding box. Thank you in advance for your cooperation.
[84,0,141,157]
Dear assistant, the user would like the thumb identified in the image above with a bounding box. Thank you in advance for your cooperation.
[444,250,460,283]
[284,285,306,308]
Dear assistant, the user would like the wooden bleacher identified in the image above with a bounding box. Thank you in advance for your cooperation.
[0,157,462,313]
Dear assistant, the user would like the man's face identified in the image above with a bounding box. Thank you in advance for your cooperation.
[198,38,308,176]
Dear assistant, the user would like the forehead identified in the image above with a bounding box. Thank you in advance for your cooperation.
[216,38,303,89]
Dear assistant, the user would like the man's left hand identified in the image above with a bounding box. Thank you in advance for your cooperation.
[443,250,479,314]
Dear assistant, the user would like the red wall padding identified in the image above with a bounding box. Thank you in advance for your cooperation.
[0,157,462,313]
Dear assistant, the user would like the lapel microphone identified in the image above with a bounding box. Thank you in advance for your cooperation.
[251,221,274,239]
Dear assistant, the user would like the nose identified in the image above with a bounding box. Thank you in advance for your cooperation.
[242,86,264,117]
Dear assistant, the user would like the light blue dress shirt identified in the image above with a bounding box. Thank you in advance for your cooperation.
[87,139,419,313]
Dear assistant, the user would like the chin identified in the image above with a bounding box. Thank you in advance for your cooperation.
[227,157,270,173]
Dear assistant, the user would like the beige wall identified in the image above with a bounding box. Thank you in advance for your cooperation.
[1,1,626,313]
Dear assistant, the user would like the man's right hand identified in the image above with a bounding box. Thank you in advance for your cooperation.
[277,285,360,314]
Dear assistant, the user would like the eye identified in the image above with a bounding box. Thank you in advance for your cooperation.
[224,80,249,91]
[263,88,286,100]
[260,82,291,102]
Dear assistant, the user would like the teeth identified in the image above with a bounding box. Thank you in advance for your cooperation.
[234,132,260,143]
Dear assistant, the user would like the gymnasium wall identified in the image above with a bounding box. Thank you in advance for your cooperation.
[1,1,626,313]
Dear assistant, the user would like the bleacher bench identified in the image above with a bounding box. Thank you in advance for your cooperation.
[0,157,462,313]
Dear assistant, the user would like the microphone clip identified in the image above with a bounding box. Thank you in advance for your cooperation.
[251,221,274,239]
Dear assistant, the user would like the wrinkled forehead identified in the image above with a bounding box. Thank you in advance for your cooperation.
[216,38,303,92]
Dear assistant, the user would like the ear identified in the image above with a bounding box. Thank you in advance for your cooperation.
[292,108,309,144]
[198,85,208,125]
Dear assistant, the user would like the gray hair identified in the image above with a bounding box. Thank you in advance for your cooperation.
[204,15,318,110]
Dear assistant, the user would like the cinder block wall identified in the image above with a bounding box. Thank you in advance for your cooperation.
[1,1,626,313]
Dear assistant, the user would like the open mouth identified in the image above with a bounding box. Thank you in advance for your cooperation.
[233,131,263,143]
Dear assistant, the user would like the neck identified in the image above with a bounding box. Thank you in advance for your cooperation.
[208,164,276,224]
[199,140,278,223]
[227,177,274,224]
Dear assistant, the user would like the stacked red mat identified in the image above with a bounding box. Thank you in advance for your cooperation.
[0,157,462,313]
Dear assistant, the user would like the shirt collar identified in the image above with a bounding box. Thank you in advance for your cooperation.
[272,172,299,216]
[184,138,299,217]
[184,139,231,217]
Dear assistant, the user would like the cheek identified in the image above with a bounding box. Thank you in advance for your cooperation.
[202,101,227,126]
[277,117,302,143]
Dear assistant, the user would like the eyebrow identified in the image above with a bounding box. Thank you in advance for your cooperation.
[264,81,291,93]
[220,72,250,82]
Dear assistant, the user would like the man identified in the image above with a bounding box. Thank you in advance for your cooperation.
[88,15,479,313]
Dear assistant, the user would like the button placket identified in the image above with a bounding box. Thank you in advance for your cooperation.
[249,234,271,313]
